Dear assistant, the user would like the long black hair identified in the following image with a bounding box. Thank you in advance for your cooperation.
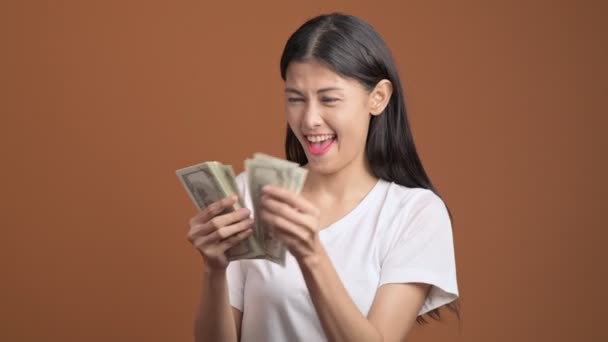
[280,13,459,323]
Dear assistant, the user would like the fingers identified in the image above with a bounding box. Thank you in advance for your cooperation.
[261,196,311,228]
[191,218,253,250]
[264,226,297,249]
[186,195,254,270]
[207,207,251,232]
[189,195,238,226]
[258,187,319,246]
[261,185,319,216]
[218,226,254,252]
[207,217,254,243]
[189,207,251,239]
[188,195,251,247]
[260,209,313,243]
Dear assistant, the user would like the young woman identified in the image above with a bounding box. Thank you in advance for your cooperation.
[187,13,459,342]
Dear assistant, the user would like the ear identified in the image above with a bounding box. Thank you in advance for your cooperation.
[369,79,393,116]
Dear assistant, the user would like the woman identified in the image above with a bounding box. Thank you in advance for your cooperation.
[187,13,459,342]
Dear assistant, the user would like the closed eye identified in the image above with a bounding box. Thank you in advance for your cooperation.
[287,98,304,103]
[322,97,339,103]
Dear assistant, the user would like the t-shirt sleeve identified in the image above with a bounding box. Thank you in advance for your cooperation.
[379,190,459,316]
[226,260,246,311]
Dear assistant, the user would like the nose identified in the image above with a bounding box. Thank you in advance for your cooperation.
[302,100,322,129]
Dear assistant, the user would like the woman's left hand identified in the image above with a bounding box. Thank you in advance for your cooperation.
[260,185,323,263]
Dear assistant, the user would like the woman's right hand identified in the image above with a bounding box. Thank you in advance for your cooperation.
[187,195,254,271]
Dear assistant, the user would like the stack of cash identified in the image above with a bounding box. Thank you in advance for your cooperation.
[176,153,308,266]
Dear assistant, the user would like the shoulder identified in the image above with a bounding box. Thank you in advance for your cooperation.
[378,182,452,243]
[382,181,448,219]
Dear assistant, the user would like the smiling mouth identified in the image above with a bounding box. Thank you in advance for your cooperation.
[304,134,336,155]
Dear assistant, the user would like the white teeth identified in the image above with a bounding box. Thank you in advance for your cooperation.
[306,134,335,143]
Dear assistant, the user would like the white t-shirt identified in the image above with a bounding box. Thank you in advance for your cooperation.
[227,172,459,342]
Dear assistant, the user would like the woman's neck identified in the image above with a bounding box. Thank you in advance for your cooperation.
[302,158,378,203]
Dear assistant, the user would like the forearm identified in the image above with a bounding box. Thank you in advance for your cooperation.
[299,249,383,342]
[194,270,238,342]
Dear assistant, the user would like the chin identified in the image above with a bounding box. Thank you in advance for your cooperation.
[306,162,333,175]
[304,156,343,175]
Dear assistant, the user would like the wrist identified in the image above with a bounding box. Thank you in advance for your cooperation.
[298,245,328,271]
[204,265,227,281]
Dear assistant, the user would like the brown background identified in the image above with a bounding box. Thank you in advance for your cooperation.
[1,0,606,341]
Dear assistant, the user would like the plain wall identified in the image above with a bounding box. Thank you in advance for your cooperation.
[1,0,606,341]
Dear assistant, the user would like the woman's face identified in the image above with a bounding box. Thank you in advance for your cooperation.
[284,60,387,175]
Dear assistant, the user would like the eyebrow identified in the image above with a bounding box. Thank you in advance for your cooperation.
[284,87,344,95]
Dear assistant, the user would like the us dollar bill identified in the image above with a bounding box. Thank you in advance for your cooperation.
[245,159,286,249]
[246,154,308,265]
[177,155,308,265]
[221,164,246,209]
[176,161,264,260]
[253,153,300,168]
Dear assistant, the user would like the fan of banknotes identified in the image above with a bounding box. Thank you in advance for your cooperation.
[176,153,308,266]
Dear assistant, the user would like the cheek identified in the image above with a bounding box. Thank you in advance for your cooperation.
[285,108,301,134]
[335,106,371,143]
[285,106,308,146]
[285,103,301,124]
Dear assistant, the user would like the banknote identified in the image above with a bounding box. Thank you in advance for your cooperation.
[246,154,308,265]
[175,161,264,260]
[246,159,288,264]
[176,155,307,265]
